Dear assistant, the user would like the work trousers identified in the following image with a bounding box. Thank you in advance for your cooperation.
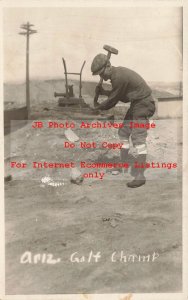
[118,95,156,146]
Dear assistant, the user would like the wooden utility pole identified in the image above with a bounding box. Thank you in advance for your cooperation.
[19,22,37,118]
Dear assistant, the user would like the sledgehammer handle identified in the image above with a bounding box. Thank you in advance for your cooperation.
[94,77,103,106]
[94,52,111,107]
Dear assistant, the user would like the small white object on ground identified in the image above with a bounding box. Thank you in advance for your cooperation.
[110,219,118,228]
[70,167,83,184]
[41,176,64,187]
[41,176,52,184]
[64,128,79,142]
[111,170,120,175]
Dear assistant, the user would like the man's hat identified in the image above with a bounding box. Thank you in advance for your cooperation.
[91,53,108,75]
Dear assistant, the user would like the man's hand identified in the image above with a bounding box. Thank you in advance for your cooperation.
[92,107,100,114]
[90,104,101,114]
[92,108,100,114]
[94,100,100,108]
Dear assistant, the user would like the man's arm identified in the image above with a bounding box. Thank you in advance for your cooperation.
[97,94,119,110]
[101,88,111,97]
[96,80,125,110]
[95,85,111,97]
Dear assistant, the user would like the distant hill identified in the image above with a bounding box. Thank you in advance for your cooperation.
[4,79,181,110]
[149,81,182,98]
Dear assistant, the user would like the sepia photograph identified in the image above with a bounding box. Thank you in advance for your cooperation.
[1,1,187,298]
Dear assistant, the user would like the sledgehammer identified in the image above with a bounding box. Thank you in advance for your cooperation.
[94,45,118,107]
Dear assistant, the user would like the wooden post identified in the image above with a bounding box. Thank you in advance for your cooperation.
[26,23,30,116]
[19,22,37,118]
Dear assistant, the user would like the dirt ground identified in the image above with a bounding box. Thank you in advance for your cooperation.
[4,101,182,294]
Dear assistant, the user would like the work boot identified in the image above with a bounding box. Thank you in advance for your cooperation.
[127,154,146,188]
[120,148,129,173]
[129,154,137,177]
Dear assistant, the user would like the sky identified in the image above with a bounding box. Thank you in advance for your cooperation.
[3,6,182,83]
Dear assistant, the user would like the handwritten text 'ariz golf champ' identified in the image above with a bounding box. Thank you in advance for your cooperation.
[20,251,160,264]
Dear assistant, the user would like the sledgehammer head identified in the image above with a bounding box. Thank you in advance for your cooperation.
[103,45,118,55]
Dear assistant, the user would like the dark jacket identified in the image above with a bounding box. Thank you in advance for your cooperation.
[99,66,152,110]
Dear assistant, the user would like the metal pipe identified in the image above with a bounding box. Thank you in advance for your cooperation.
[62,58,69,98]
[54,92,66,97]
[65,72,80,75]
[79,61,86,98]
